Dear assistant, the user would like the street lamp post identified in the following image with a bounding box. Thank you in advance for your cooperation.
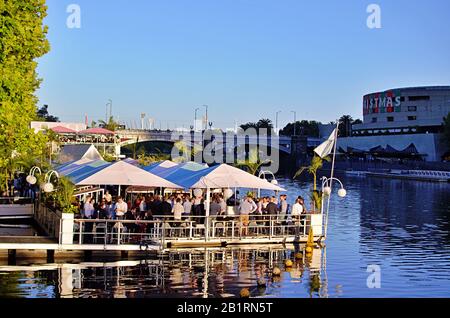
[276,111,282,135]
[257,170,278,197]
[106,99,112,121]
[203,105,209,131]
[291,110,297,136]
[321,176,346,238]
[194,108,200,132]
[42,170,60,193]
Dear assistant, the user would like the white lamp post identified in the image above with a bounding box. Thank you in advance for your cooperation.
[258,170,278,197]
[321,176,346,238]
[42,170,60,193]
[26,166,42,185]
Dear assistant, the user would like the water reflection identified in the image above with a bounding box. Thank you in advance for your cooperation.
[1,177,449,297]
[0,246,326,298]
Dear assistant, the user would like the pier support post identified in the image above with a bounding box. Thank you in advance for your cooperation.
[290,136,308,173]
[84,250,92,261]
[60,213,74,245]
[8,249,16,265]
[47,250,55,263]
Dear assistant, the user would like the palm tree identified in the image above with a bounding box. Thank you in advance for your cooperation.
[294,155,330,211]
[235,148,271,176]
[294,155,329,191]
[98,116,119,132]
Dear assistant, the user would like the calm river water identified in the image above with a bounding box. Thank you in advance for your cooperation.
[1,176,449,298]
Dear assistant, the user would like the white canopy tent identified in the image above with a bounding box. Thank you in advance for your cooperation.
[75,161,182,192]
[189,164,285,192]
[184,164,286,232]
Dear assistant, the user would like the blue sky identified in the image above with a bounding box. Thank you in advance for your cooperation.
[37,0,450,129]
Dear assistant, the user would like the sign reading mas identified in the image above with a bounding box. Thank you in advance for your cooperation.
[363,90,402,115]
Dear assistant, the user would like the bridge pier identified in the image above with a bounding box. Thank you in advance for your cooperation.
[8,249,16,265]
[290,136,308,172]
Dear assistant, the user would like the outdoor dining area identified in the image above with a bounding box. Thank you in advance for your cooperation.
[50,126,117,144]
[51,157,319,247]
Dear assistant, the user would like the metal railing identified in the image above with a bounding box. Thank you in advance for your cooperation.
[66,214,312,247]
[34,204,62,238]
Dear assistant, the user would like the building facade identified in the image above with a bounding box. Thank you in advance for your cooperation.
[339,86,450,162]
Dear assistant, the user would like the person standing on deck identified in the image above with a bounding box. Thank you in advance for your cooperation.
[279,194,289,223]
[83,197,95,219]
[104,191,112,204]
[291,196,306,235]
[172,198,184,227]
[239,195,257,236]
[183,195,192,216]
[218,194,227,219]
[115,197,128,220]
[161,196,173,217]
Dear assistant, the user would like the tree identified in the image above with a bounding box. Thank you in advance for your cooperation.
[280,120,321,137]
[443,113,450,149]
[235,148,271,176]
[293,155,330,211]
[54,176,78,213]
[239,118,274,134]
[98,116,120,131]
[36,104,59,122]
[0,0,50,194]
[338,115,353,137]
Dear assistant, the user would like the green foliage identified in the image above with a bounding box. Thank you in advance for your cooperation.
[294,155,330,211]
[137,152,171,166]
[98,116,120,131]
[280,120,321,137]
[54,176,77,213]
[240,119,274,134]
[172,140,202,163]
[294,155,330,191]
[235,148,271,176]
[36,104,59,122]
[0,0,50,193]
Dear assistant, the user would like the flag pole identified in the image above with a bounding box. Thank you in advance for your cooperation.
[323,119,339,239]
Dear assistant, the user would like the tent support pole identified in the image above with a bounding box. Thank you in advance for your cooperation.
[205,187,211,241]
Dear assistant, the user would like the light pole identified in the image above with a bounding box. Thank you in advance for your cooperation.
[106,99,112,121]
[42,170,60,193]
[258,170,278,197]
[203,105,209,131]
[194,108,200,132]
[26,166,42,185]
[291,110,297,136]
[276,111,282,135]
[321,176,346,238]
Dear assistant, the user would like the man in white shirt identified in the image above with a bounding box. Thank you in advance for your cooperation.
[104,191,112,204]
[183,195,192,215]
[239,196,257,236]
[115,197,128,219]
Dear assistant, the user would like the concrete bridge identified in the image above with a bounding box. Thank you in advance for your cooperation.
[116,129,320,153]
[116,129,318,172]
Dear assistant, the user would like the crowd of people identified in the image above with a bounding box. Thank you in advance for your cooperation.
[1,173,38,199]
[76,190,309,239]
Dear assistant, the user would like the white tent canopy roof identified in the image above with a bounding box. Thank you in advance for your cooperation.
[189,164,285,191]
[76,161,182,188]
